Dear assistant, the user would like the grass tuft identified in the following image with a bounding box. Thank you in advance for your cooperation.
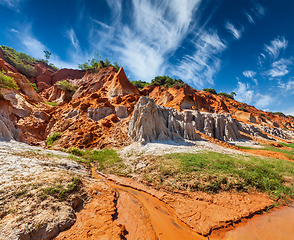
[46,132,62,146]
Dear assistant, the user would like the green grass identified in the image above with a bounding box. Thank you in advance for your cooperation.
[46,132,62,146]
[0,71,19,90]
[39,177,81,200]
[140,151,294,200]
[56,80,77,94]
[44,101,58,107]
[68,147,127,174]
[29,82,38,92]
[236,143,294,160]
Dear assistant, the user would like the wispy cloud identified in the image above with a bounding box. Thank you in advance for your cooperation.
[90,0,203,81]
[243,70,257,84]
[243,70,256,78]
[0,0,22,11]
[252,1,267,18]
[235,81,254,104]
[264,58,293,78]
[172,30,226,87]
[65,28,80,49]
[264,36,288,60]
[255,94,273,108]
[245,11,255,24]
[225,21,243,40]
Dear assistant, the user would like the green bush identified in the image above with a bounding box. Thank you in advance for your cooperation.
[78,52,120,73]
[259,112,265,117]
[0,71,19,90]
[56,80,77,93]
[238,104,248,112]
[46,132,62,146]
[151,76,185,88]
[218,91,236,100]
[203,88,217,94]
[29,82,38,92]
[0,45,37,78]
[131,80,150,90]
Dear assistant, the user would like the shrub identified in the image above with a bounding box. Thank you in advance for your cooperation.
[0,71,19,90]
[78,52,120,73]
[29,82,38,92]
[131,80,150,90]
[218,91,236,100]
[203,88,217,94]
[56,80,77,93]
[46,132,62,146]
[238,104,248,112]
[259,112,265,117]
[151,76,185,88]
[0,45,37,78]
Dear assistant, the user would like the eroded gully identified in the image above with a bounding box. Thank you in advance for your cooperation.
[91,166,294,240]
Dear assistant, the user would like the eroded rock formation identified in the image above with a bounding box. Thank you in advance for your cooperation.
[129,96,241,144]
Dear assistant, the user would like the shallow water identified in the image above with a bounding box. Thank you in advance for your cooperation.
[92,166,294,240]
[222,206,294,240]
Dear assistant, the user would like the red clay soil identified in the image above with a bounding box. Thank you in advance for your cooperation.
[105,173,273,236]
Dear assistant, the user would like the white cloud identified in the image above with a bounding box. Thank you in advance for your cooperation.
[255,94,273,108]
[225,21,243,40]
[242,70,256,78]
[245,12,255,24]
[252,1,267,18]
[0,0,22,11]
[242,70,257,84]
[90,0,203,81]
[264,58,292,78]
[234,81,254,104]
[172,30,226,87]
[264,36,288,60]
[66,28,80,49]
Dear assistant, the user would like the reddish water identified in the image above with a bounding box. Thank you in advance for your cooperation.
[92,167,294,240]
[209,206,294,240]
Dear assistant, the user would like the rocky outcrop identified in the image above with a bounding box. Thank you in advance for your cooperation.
[260,124,292,140]
[236,121,271,139]
[52,68,85,85]
[36,69,53,91]
[6,71,42,102]
[128,97,241,144]
[87,107,113,121]
[106,67,140,98]
[234,110,256,123]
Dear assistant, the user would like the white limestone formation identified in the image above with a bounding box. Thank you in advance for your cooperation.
[128,97,241,144]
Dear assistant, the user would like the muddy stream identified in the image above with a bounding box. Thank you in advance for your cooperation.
[91,167,294,240]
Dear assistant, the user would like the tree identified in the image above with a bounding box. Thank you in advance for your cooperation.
[43,50,51,61]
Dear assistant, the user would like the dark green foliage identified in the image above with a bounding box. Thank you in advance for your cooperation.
[238,104,248,112]
[43,50,51,60]
[56,80,77,94]
[131,80,150,90]
[259,112,265,117]
[218,91,236,100]
[29,82,38,92]
[0,71,19,90]
[151,75,185,88]
[203,88,217,94]
[78,52,121,73]
[270,112,285,118]
[0,45,37,78]
[46,132,62,146]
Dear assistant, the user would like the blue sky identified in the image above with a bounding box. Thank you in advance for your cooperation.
[0,0,294,114]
